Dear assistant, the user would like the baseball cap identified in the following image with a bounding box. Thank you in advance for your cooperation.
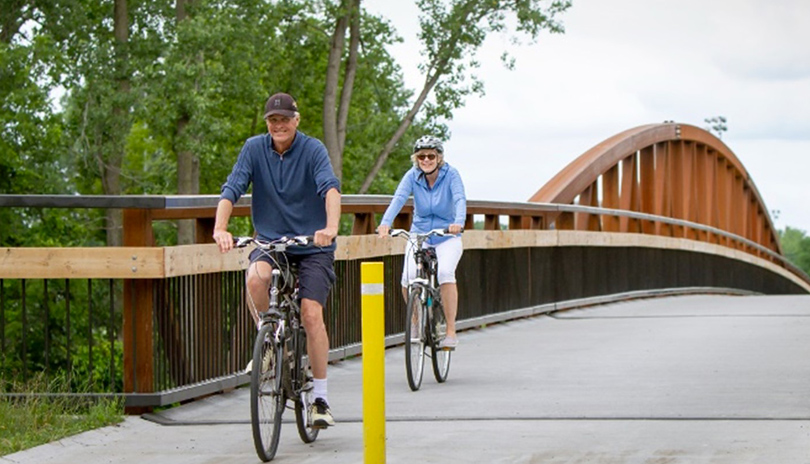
[264,93,298,118]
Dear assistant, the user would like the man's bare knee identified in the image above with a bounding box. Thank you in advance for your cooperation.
[301,299,325,331]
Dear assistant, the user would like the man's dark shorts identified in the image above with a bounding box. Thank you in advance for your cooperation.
[249,249,336,308]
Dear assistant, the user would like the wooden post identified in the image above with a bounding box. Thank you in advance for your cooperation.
[122,208,155,412]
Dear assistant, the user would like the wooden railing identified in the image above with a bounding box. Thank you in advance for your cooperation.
[1,194,808,410]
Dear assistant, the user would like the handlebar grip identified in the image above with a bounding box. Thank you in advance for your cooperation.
[233,236,253,248]
[294,235,315,245]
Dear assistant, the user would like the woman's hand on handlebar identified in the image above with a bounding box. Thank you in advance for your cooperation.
[447,224,464,235]
[376,225,390,239]
[213,229,233,253]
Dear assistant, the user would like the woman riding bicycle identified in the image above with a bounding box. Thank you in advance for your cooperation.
[377,135,467,349]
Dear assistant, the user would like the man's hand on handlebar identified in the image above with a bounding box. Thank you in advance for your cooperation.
[213,229,233,253]
[447,224,463,235]
[314,226,338,247]
[376,225,390,239]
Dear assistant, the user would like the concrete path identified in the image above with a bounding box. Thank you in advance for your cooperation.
[4,294,810,464]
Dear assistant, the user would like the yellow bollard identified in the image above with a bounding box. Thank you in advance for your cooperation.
[361,262,386,463]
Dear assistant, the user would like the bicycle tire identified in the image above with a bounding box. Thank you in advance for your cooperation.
[293,330,319,443]
[430,299,451,382]
[405,287,426,391]
[251,323,284,462]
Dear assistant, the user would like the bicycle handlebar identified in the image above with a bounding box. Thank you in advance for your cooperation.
[389,228,463,239]
[233,235,315,250]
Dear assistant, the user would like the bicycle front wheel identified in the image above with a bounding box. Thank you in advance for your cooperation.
[430,300,451,383]
[251,323,284,462]
[293,331,319,443]
[405,288,426,391]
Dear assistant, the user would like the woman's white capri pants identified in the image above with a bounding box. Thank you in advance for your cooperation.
[400,235,464,287]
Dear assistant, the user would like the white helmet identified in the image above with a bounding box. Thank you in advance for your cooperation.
[413,135,443,153]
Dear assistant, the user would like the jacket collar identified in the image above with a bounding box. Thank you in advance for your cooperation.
[416,163,448,187]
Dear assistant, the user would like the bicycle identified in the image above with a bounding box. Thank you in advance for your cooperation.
[234,235,320,462]
[390,228,459,391]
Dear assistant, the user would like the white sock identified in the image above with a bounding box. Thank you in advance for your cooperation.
[313,378,328,403]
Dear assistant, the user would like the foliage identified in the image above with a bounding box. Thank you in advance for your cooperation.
[416,0,570,119]
[704,116,728,139]
[779,227,810,276]
[0,375,123,456]
[0,0,572,396]
[1,279,124,393]
[357,0,572,192]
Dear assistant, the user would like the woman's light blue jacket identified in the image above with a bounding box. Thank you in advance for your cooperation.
[380,163,466,245]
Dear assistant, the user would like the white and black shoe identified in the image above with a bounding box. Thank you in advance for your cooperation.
[309,398,335,428]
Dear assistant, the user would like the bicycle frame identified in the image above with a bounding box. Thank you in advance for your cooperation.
[394,228,445,320]
[391,228,456,390]
[251,239,313,413]
[235,235,319,461]
[410,249,440,326]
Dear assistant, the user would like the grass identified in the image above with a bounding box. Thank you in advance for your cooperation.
[0,376,124,457]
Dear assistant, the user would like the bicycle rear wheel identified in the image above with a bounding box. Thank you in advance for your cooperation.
[251,323,284,462]
[293,331,319,443]
[430,300,451,383]
[405,288,426,391]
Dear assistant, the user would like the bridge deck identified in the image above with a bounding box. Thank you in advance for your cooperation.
[7,294,810,463]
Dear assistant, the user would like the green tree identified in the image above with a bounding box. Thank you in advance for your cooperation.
[357,0,572,193]
[0,1,105,246]
[780,226,810,276]
[704,116,728,139]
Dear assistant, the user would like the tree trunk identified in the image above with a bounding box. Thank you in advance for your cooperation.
[358,4,482,194]
[176,118,196,245]
[176,0,197,245]
[336,0,361,157]
[105,0,130,247]
[322,0,349,181]
[357,68,443,194]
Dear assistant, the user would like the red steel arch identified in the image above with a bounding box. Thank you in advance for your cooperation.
[528,122,782,256]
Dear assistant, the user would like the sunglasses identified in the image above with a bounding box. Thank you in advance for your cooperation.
[416,154,437,161]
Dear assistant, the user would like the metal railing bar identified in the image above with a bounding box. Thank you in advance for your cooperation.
[1,279,4,371]
[88,279,93,385]
[65,279,71,376]
[109,279,115,391]
[44,280,50,375]
[22,280,27,380]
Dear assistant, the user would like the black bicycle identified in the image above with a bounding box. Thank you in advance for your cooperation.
[234,235,320,462]
[390,228,457,391]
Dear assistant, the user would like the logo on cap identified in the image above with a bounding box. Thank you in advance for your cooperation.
[264,93,298,118]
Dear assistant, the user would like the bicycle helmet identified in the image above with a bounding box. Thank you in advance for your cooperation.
[413,135,444,154]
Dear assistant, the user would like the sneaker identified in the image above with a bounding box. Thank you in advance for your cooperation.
[244,359,253,373]
[438,335,458,350]
[310,398,335,428]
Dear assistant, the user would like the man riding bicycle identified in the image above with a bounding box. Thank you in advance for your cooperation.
[213,92,340,428]
[377,135,467,349]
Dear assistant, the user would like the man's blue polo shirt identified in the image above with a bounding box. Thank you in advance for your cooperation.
[220,131,340,254]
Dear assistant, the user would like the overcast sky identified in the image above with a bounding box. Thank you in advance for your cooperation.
[363,0,810,233]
